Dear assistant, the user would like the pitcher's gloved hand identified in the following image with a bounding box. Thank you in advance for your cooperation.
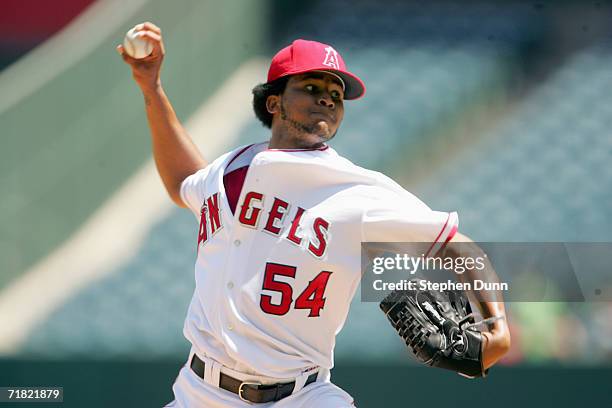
[380,279,501,378]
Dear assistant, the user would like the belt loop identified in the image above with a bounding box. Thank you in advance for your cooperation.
[292,372,309,395]
[210,360,222,386]
[203,357,214,385]
[188,349,196,369]
[316,368,330,382]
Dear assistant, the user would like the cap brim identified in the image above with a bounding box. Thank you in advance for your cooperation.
[331,70,366,100]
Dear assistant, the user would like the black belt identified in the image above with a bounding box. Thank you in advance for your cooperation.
[190,354,318,403]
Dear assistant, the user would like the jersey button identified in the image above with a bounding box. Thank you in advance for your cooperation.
[227,324,233,331]
[234,239,241,246]
[227,282,234,289]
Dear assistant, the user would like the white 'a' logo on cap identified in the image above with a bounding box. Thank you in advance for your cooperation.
[322,46,340,69]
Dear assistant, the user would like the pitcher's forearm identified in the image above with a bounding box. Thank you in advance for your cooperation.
[481,301,511,369]
[143,85,207,206]
[117,22,206,206]
[444,233,511,369]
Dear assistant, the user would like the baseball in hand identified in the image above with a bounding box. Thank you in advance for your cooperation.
[123,26,153,59]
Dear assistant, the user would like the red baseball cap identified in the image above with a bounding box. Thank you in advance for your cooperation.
[267,39,366,100]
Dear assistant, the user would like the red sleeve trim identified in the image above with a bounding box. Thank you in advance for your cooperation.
[226,144,254,168]
[266,145,329,152]
[431,214,450,246]
[425,212,458,257]
[443,224,458,247]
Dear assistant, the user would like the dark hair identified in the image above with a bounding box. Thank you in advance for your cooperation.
[251,76,290,128]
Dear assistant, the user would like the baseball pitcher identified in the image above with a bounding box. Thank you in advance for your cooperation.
[118,22,510,407]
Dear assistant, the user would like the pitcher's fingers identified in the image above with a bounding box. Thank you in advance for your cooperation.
[117,44,139,64]
[116,44,130,61]
[134,21,162,35]
[138,30,161,42]
[137,31,164,56]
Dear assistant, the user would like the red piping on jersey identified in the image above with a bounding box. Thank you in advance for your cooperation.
[425,213,451,257]
[226,144,255,168]
[266,145,329,152]
[442,224,458,247]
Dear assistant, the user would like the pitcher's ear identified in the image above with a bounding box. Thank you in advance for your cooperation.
[266,95,280,114]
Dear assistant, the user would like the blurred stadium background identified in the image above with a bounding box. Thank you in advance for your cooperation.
[1,0,611,406]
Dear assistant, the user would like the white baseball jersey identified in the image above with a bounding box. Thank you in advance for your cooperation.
[179,142,458,379]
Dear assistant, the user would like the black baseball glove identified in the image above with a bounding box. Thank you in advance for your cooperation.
[379,279,497,378]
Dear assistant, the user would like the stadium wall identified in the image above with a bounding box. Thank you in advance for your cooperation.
[1,360,611,407]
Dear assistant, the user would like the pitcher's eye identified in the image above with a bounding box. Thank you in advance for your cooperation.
[331,90,342,100]
[305,84,316,93]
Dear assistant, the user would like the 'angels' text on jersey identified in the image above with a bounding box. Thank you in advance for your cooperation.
[198,191,330,259]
